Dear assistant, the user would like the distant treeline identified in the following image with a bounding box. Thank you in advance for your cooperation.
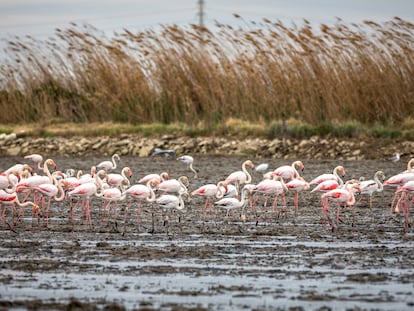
[0,17,413,128]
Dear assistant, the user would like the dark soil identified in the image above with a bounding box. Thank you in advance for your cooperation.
[0,155,413,310]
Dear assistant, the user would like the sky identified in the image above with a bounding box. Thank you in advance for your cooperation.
[1,0,413,43]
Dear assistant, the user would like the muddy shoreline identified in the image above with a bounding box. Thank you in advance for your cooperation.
[1,155,413,310]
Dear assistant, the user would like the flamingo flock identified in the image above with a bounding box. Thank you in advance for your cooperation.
[1,153,413,234]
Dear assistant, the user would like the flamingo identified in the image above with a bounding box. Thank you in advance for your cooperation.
[124,178,159,229]
[321,181,361,231]
[139,172,169,184]
[221,183,238,198]
[400,158,414,173]
[395,181,414,232]
[383,171,414,214]
[253,175,288,223]
[3,163,33,177]
[0,171,19,193]
[106,166,133,190]
[32,178,66,226]
[158,176,189,195]
[68,170,105,227]
[24,153,44,173]
[0,190,40,231]
[273,160,305,182]
[156,191,188,227]
[225,160,255,191]
[191,181,227,220]
[177,155,198,178]
[15,159,57,202]
[96,153,120,171]
[357,170,386,209]
[310,165,346,186]
[99,187,127,224]
[214,187,250,222]
[286,176,310,216]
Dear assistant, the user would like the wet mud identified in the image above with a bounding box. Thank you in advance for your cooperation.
[0,155,413,310]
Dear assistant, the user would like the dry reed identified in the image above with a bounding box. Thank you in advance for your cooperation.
[0,17,413,130]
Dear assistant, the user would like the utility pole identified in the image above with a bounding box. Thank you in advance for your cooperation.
[198,0,205,27]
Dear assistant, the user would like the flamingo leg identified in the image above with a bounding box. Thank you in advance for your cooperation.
[294,192,299,217]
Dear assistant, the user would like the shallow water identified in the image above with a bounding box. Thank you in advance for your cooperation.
[0,156,413,310]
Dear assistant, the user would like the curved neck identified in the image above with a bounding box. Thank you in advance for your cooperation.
[374,172,384,192]
[43,160,54,183]
[111,154,119,170]
[291,161,300,178]
[333,167,344,186]
[146,180,157,202]
[54,180,66,201]
[188,163,198,178]
[242,162,252,184]
[216,181,226,199]
[346,184,356,205]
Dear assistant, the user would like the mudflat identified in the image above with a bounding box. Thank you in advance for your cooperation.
[0,155,413,310]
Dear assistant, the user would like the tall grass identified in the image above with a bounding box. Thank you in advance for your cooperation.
[1,17,413,129]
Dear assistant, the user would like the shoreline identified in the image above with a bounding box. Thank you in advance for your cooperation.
[0,132,413,160]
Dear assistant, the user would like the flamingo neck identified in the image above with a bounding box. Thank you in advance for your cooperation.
[333,167,344,186]
[291,161,300,178]
[242,162,252,184]
[346,184,356,205]
[375,172,384,192]
[146,180,156,202]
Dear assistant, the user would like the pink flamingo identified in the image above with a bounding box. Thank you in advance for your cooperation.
[15,159,57,203]
[395,180,414,232]
[139,172,169,184]
[383,171,414,214]
[96,154,120,171]
[225,160,255,191]
[124,178,160,229]
[321,181,360,231]
[32,178,66,226]
[0,190,40,231]
[68,171,105,228]
[99,187,127,224]
[286,176,310,216]
[24,154,43,173]
[273,160,305,182]
[106,166,133,190]
[310,165,346,185]
[253,175,288,224]
[191,181,227,220]
[0,171,19,193]
[158,176,189,195]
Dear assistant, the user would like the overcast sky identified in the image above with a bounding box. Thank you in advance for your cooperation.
[1,0,413,41]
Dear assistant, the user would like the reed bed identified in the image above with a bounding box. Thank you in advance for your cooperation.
[1,17,413,131]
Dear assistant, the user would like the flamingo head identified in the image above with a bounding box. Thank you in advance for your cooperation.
[124,167,133,178]
[160,172,170,181]
[33,204,41,217]
[150,178,160,189]
[245,160,255,169]
[46,159,57,169]
[337,166,346,177]
[218,181,228,193]
[296,160,305,171]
